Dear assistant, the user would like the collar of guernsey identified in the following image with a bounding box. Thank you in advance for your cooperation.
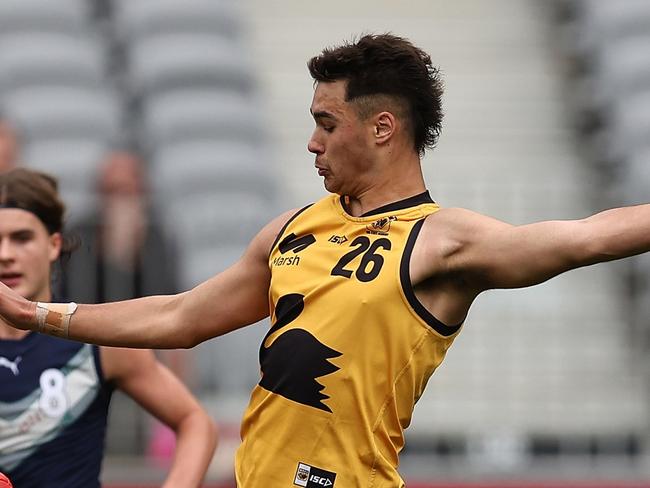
[340,190,435,218]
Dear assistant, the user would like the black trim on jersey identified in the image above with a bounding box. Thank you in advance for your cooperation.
[341,191,435,218]
[400,219,463,337]
[269,204,314,257]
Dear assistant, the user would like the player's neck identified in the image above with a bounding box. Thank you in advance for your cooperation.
[344,157,426,217]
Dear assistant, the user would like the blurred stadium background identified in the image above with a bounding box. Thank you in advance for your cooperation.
[2,0,650,486]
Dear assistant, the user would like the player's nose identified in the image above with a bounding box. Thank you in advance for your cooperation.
[307,136,324,155]
[0,238,14,262]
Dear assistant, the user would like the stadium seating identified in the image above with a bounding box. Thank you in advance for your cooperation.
[111,0,242,42]
[0,0,91,37]
[0,1,122,218]
[21,138,109,221]
[150,140,271,201]
[0,33,107,92]
[2,86,122,141]
[125,34,253,99]
[141,90,261,150]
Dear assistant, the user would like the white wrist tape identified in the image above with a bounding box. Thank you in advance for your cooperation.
[35,302,78,338]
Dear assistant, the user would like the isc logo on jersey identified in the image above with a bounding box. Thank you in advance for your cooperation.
[310,476,333,486]
[293,462,336,487]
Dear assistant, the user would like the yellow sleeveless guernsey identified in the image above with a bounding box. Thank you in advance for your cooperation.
[235,192,463,488]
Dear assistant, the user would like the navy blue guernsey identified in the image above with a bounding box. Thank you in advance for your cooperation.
[0,333,113,488]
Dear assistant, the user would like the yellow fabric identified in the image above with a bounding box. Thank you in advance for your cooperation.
[235,193,462,487]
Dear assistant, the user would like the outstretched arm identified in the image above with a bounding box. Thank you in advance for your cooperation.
[425,203,650,293]
[0,210,296,348]
[102,347,218,488]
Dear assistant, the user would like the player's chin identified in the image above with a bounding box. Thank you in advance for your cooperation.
[322,177,340,194]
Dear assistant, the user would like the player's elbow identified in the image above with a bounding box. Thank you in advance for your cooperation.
[181,335,202,349]
[191,408,219,448]
[161,293,200,349]
[572,218,619,266]
[207,415,219,449]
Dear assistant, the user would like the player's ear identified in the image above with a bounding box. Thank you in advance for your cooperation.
[373,111,396,145]
[48,232,62,263]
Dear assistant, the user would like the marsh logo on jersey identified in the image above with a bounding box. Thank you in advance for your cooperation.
[274,233,317,268]
[279,233,316,254]
[366,215,397,235]
[294,462,336,487]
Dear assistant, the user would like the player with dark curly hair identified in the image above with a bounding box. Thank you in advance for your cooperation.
[1,34,650,487]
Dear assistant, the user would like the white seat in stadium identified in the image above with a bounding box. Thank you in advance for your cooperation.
[141,90,261,148]
[112,0,242,44]
[22,139,109,221]
[619,145,650,206]
[180,244,245,288]
[22,139,107,187]
[592,35,650,108]
[0,33,107,92]
[162,191,274,254]
[151,140,271,199]
[575,0,650,51]
[607,91,650,163]
[126,34,252,98]
[0,0,91,37]
[2,86,123,141]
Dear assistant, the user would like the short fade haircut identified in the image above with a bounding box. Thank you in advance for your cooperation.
[308,33,444,155]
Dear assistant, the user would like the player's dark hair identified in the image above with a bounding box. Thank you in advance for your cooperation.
[308,33,444,155]
[0,168,78,254]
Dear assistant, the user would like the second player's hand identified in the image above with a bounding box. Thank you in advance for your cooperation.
[0,280,35,331]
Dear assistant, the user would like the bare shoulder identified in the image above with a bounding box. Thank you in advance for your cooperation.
[419,207,505,251]
[426,207,505,229]
[411,207,511,283]
[249,207,306,257]
[423,207,513,247]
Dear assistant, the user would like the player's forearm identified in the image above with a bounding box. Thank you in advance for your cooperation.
[582,203,650,263]
[63,294,193,349]
[162,410,219,488]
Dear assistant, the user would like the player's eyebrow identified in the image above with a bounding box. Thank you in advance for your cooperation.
[0,228,35,240]
[310,109,338,122]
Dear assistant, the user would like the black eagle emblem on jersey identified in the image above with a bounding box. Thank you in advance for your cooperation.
[259,293,341,412]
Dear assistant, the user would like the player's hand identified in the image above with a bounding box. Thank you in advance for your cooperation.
[0,280,36,331]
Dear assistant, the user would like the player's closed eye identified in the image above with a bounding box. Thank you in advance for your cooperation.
[12,232,34,243]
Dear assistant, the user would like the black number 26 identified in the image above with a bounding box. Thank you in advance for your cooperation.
[331,236,392,282]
